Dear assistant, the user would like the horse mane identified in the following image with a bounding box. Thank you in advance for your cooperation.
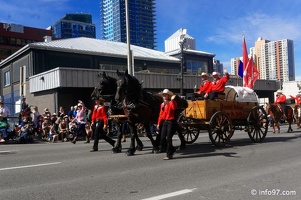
[116,69,142,103]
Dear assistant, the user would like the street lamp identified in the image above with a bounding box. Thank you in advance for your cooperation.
[179,29,186,96]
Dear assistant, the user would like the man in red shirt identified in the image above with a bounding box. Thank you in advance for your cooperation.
[275,90,287,119]
[208,69,230,100]
[290,94,301,105]
[157,89,177,160]
[195,72,211,100]
[90,97,115,152]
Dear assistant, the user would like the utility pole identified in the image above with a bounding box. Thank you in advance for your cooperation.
[179,29,186,96]
[125,0,133,75]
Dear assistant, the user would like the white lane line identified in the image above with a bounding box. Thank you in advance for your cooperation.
[0,151,11,153]
[141,188,197,200]
[0,162,61,171]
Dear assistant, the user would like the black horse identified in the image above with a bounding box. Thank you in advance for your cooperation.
[115,69,187,156]
[91,72,144,153]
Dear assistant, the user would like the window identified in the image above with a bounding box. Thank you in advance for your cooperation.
[4,71,10,86]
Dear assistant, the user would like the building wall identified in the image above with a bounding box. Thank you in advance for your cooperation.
[232,38,295,82]
[257,39,294,82]
[0,22,52,61]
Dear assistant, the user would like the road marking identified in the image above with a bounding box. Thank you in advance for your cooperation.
[0,151,11,153]
[141,188,197,200]
[0,162,61,171]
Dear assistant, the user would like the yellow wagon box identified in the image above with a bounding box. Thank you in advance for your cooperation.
[184,100,257,121]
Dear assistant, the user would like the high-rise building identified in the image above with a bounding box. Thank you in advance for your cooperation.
[100,0,156,49]
[52,13,96,39]
[231,37,295,82]
[255,38,294,82]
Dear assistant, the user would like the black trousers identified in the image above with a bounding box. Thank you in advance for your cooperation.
[93,120,115,150]
[161,120,176,156]
[195,92,208,100]
[209,90,223,100]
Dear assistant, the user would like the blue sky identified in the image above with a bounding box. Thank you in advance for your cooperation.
[1,0,301,79]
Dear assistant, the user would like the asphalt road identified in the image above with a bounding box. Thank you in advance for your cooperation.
[1,125,301,200]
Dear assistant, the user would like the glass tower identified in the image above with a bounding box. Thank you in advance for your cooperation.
[100,0,156,49]
[53,13,96,39]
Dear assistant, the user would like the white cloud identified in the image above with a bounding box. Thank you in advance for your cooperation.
[207,12,301,45]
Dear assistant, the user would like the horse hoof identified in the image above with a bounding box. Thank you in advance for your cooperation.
[152,147,160,154]
[153,150,159,154]
[136,145,144,151]
[125,150,134,156]
[112,147,122,153]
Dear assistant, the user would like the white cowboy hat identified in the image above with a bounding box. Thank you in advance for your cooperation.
[212,72,220,76]
[77,103,83,107]
[160,89,174,96]
[200,72,209,77]
[276,90,282,94]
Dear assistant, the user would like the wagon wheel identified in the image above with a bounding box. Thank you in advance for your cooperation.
[208,111,233,147]
[178,115,200,144]
[247,106,268,142]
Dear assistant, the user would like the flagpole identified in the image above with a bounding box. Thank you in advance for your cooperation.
[251,56,254,89]
[236,62,239,86]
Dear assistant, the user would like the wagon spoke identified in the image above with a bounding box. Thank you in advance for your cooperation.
[247,106,268,143]
[179,116,200,144]
[209,111,232,147]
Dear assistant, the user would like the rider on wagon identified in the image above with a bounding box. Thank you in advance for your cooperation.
[195,72,211,100]
[275,90,287,119]
[208,69,230,100]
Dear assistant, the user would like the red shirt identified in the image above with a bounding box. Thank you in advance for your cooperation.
[157,100,178,126]
[198,80,212,94]
[275,94,286,104]
[210,73,230,92]
[290,95,301,104]
[91,105,107,125]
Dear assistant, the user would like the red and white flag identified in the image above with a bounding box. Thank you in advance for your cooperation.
[242,36,248,71]
[243,56,259,89]
[242,36,259,89]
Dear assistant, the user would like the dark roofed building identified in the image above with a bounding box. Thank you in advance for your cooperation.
[0,37,183,113]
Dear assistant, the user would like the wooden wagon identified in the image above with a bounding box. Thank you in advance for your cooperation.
[179,86,268,146]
